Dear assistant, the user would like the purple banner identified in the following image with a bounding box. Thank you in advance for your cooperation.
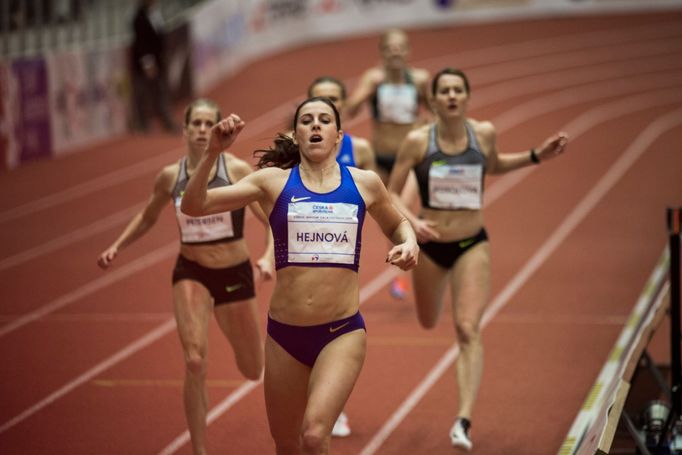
[12,58,52,164]
[0,62,13,171]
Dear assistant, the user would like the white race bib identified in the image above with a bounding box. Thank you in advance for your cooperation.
[287,201,359,265]
[428,164,482,210]
[377,84,418,124]
[175,196,234,242]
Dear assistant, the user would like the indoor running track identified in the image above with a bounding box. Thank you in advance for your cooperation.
[1,9,681,454]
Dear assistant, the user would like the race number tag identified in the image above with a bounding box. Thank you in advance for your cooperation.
[428,164,482,210]
[175,197,234,242]
[287,202,359,264]
[377,83,418,124]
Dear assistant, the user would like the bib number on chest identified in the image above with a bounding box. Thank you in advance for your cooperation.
[175,197,234,242]
[377,84,418,124]
[287,202,359,265]
[428,164,482,210]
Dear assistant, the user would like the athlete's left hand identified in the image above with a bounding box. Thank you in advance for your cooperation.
[536,132,568,162]
[386,240,419,271]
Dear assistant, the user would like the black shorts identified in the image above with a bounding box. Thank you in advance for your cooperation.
[375,153,397,173]
[172,255,255,305]
[419,228,488,269]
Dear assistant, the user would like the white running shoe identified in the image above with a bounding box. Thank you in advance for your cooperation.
[450,417,472,450]
[332,411,351,438]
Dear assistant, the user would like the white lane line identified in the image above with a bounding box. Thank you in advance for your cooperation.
[417,21,682,74]
[0,243,178,338]
[492,313,628,326]
[0,318,177,435]
[473,52,682,110]
[0,204,143,272]
[0,150,183,224]
[468,37,682,87]
[0,206,254,338]
[494,70,682,131]
[358,108,682,455]
[0,313,172,323]
[157,379,263,455]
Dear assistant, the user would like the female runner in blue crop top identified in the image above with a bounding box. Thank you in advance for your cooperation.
[181,97,418,455]
[387,68,568,451]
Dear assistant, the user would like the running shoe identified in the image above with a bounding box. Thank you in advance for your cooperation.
[389,276,408,300]
[450,417,472,450]
[332,411,351,438]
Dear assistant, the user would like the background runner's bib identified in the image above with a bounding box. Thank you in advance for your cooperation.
[174,196,235,242]
[414,123,487,211]
[428,164,483,210]
[287,201,359,265]
[376,83,418,124]
[171,154,244,244]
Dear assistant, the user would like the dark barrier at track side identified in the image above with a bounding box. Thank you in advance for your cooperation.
[558,247,670,455]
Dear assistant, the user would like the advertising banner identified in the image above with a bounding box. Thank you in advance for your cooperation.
[12,57,52,165]
[47,45,129,154]
[0,61,17,171]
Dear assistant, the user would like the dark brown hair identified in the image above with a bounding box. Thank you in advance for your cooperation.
[431,68,470,96]
[255,97,341,169]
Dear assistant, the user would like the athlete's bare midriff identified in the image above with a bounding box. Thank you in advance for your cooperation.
[269,267,359,326]
[179,239,250,268]
[372,122,417,156]
[419,208,484,243]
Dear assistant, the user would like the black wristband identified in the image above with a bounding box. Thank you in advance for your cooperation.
[530,148,540,164]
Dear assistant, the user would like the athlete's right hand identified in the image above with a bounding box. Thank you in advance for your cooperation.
[207,114,246,156]
[386,239,419,271]
[412,218,440,243]
[255,256,274,282]
[97,246,118,269]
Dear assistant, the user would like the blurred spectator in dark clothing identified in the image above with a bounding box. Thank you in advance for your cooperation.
[130,0,179,132]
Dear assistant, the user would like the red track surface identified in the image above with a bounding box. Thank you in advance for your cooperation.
[1,10,682,454]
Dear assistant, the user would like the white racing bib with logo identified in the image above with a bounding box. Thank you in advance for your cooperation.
[287,201,359,265]
[428,164,483,210]
[175,196,234,242]
[377,84,418,124]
